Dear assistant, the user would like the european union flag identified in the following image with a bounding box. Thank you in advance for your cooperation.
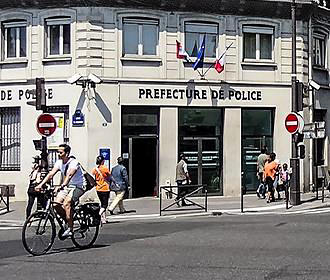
[193,35,206,71]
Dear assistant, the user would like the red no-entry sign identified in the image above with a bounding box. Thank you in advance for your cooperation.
[285,113,300,134]
[36,113,56,137]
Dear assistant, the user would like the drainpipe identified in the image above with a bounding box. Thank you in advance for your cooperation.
[308,16,314,192]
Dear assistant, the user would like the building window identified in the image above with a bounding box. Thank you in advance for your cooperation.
[243,26,273,61]
[313,32,326,67]
[123,18,159,56]
[184,22,217,58]
[46,17,71,56]
[3,21,26,59]
[0,107,20,171]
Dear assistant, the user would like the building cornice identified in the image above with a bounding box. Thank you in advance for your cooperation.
[0,0,319,20]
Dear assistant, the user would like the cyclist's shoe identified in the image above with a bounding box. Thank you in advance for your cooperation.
[62,228,73,238]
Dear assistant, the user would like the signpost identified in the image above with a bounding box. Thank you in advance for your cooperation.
[36,113,57,137]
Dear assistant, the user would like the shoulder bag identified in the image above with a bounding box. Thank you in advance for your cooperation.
[80,164,96,191]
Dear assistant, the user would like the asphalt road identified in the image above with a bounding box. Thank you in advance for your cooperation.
[1,212,330,280]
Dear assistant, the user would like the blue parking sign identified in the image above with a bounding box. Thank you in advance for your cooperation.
[99,148,110,160]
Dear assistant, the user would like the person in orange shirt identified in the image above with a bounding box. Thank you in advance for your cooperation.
[263,152,279,203]
[92,155,111,224]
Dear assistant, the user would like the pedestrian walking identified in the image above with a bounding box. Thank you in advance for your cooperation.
[25,157,47,219]
[108,157,128,215]
[263,152,279,203]
[279,163,291,200]
[256,146,268,199]
[175,153,191,207]
[92,155,111,224]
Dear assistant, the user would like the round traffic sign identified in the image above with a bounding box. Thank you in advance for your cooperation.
[285,113,299,134]
[36,113,57,137]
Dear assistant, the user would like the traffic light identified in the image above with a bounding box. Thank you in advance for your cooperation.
[36,78,46,111]
[296,80,304,112]
[33,138,47,151]
[294,132,304,144]
[298,143,306,159]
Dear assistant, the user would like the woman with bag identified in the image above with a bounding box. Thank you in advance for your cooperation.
[26,158,47,219]
[92,155,111,224]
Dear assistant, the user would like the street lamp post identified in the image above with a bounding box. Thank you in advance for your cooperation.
[290,0,301,205]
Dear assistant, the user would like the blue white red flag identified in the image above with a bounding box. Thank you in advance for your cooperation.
[193,35,206,70]
[214,42,233,74]
[176,40,190,60]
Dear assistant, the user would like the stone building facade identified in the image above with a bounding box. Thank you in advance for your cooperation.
[0,0,327,201]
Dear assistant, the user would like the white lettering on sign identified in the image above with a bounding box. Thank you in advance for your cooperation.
[138,88,262,101]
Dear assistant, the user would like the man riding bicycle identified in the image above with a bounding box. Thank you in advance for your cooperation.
[36,144,85,238]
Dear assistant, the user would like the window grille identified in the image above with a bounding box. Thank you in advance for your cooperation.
[0,107,20,171]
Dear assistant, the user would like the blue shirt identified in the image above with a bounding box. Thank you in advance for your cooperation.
[111,164,128,191]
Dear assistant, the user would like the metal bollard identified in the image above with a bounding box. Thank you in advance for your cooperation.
[6,186,9,212]
[240,185,244,213]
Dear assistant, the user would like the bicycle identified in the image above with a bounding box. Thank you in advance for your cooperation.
[22,187,101,256]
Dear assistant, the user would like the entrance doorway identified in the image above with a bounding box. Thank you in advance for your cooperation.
[181,137,222,194]
[241,109,274,193]
[126,137,158,198]
[121,106,159,198]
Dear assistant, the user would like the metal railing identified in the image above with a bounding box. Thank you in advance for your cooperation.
[0,185,15,213]
[159,184,207,216]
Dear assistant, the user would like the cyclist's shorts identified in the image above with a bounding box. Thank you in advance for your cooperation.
[57,185,85,204]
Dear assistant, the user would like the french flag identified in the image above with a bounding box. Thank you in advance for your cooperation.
[176,40,190,60]
[215,55,225,74]
[214,42,233,74]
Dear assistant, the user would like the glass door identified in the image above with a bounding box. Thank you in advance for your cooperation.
[180,139,199,185]
[241,109,274,193]
[181,137,222,195]
[202,138,221,194]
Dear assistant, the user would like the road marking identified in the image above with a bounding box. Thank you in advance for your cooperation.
[0,220,23,230]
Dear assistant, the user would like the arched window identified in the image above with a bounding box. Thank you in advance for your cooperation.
[123,17,159,56]
[2,20,27,59]
[184,22,218,58]
[313,31,327,67]
[243,25,274,61]
[45,17,71,57]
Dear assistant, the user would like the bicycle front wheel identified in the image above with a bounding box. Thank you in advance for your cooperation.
[22,211,56,256]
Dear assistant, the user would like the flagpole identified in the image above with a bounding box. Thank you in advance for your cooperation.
[203,42,234,76]
[186,57,204,78]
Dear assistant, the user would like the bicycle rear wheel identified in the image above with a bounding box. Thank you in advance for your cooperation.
[71,214,99,249]
[22,211,56,256]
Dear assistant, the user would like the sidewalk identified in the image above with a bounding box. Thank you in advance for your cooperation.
[1,191,330,224]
